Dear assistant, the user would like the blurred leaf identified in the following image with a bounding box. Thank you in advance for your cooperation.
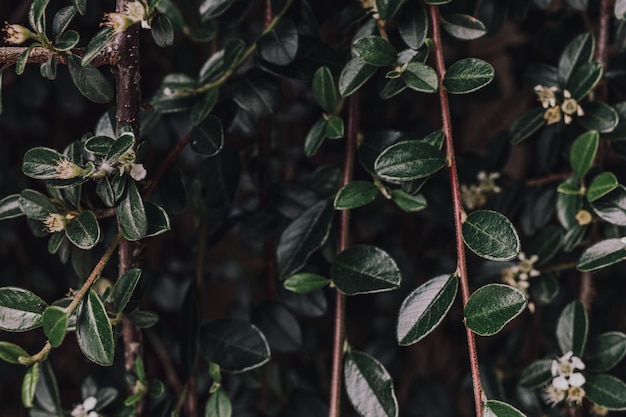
[398,2,427,49]
[252,301,302,353]
[441,14,487,40]
[590,185,626,226]
[529,274,559,305]
[32,360,62,415]
[258,19,299,66]
[331,245,401,295]
[22,363,39,408]
[0,194,23,220]
[587,172,618,202]
[391,189,427,212]
[197,147,241,208]
[585,332,626,372]
[68,56,113,103]
[191,88,219,126]
[567,61,603,101]
[375,140,446,182]
[464,284,527,336]
[443,58,494,94]
[586,374,626,410]
[29,0,49,34]
[483,400,526,417]
[151,13,174,47]
[396,274,458,345]
[127,310,159,328]
[42,306,67,347]
[305,118,328,157]
[344,351,398,417]
[334,181,378,210]
[200,0,235,20]
[117,180,148,241]
[233,74,280,116]
[353,36,397,67]
[283,273,330,293]
[0,341,29,364]
[205,387,232,417]
[376,0,405,20]
[402,62,438,93]
[509,108,546,145]
[617,0,626,18]
[65,211,100,250]
[558,32,594,85]
[569,130,598,178]
[325,116,344,138]
[339,57,377,97]
[519,359,553,389]
[462,210,520,261]
[527,225,563,265]
[556,300,588,357]
[113,268,141,313]
[191,115,224,156]
[0,287,46,332]
[144,202,171,237]
[579,102,619,133]
[312,66,337,113]
[76,290,114,366]
[577,238,626,272]
[72,0,86,14]
[85,136,114,156]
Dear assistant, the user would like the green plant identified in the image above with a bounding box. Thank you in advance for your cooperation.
[2,0,626,416]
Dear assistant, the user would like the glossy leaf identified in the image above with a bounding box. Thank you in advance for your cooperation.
[509,108,546,145]
[117,180,148,241]
[22,363,39,408]
[65,210,100,250]
[396,274,458,345]
[519,359,553,389]
[312,66,337,113]
[277,199,333,279]
[462,210,520,261]
[339,57,377,97]
[68,56,113,104]
[391,189,427,212]
[20,188,59,221]
[334,181,378,210]
[304,118,328,157]
[144,202,171,237]
[233,74,280,117]
[464,284,527,336]
[579,102,619,133]
[0,287,46,332]
[567,61,603,101]
[106,131,135,163]
[151,13,174,47]
[344,351,398,417]
[441,14,487,40]
[374,140,445,182]
[41,306,67,348]
[398,2,427,50]
[0,341,29,364]
[113,268,141,312]
[443,58,495,94]
[483,400,526,417]
[376,0,404,20]
[402,62,438,93]
[191,115,224,156]
[569,130,598,178]
[586,374,626,410]
[22,147,64,180]
[258,19,298,66]
[588,172,618,202]
[585,332,626,372]
[556,300,588,357]
[205,387,232,417]
[0,194,23,220]
[577,238,626,272]
[199,319,270,373]
[283,273,330,293]
[76,290,114,366]
[353,36,397,67]
[590,185,626,226]
[558,32,594,85]
[331,245,401,295]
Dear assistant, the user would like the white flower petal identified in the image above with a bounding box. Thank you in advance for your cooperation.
[551,360,560,376]
[130,163,147,181]
[570,355,585,370]
[569,373,586,387]
[83,396,98,411]
[553,376,570,390]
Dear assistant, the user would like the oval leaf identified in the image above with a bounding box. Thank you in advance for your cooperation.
[390,189,427,212]
[22,147,64,180]
[68,56,113,104]
[443,58,495,94]
[464,284,527,336]
[483,400,526,417]
[587,172,618,202]
[251,301,301,353]
[585,332,626,372]
[398,2,428,50]
[396,274,458,345]
[0,194,23,220]
[42,306,68,348]
[331,245,401,295]
[569,130,598,178]
[113,268,141,312]
[509,108,546,145]
[590,185,626,226]
[22,363,39,408]
[344,351,398,417]
[312,66,337,113]
[556,300,588,357]
[0,287,47,332]
[258,18,298,66]
[334,181,378,210]
[462,210,520,261]
[199,319,270,373]
[567,61,603,101]
[519,359,553,389]
[441,14,487,40]
[339,57,377,97]
[283,273,330,294]
[65,210,100,250]
[374,140,446,182]
[76,289,114,366]
[577,238,626,272]
[558,32,594,85]
[191,115,224,156]
[0,341,29,365]
[205,387,232,417]
[579,102,619,133]
[117,180,148,241]
[586,374,626,410]
[353,35,397,67]
[402,62,438,93]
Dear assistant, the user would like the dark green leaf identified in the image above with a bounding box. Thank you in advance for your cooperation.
[277,199,333,279]
[191,89,219,126]
[558,32,594,85]
[398,2,428,50]
[19,189,58,221]
[55,30,79,51]
[530,274,560,305]
[22,363,39,408]
[558,176,582,195]
[42,306,67,347]
[353,36,397,67]
[205,387,232,417]
[325,115,344,139]
[151,13,174,47]
[334,181,378,210]
[200,0,235,20]
[117,180,148,241]
[374,140,445,182]
[113,268,141,312]
[258,19,299,66]
[344,351,398,417]
[144,202,171,237]
[233,74,280,117]
[81,28,116,66]
[0,341,29,364]
[587,172,618,202]
[569,130,598,178]
[16,45,36,76]
[191,115,224,156]
[22,147,64,180]
[528,225,563,265]
[585,332,626,372]
[443,58,495,94]
[0,194,23,220]
[556,300,588,357]
[85,136,115,156]
[52,5,76,39]
[331,245,401,295]
[106,131,135,163]
[252,301,301,352]
[197,147,241,208]
[509,108,546,145]
[312,66,337,113]
[72,0,86,14]
[304,118,328,157]
[283,273,330,293]
[199,319,270,373]
[396,274,458,345]
[151,73,197,113]
[464,284,527,336]
[65,210,100,250]
[402,62,438,93]
[586,374,626,410]
[590,185,626,226]
[376,0,405,20]
[579,102,619,133]
[0,287,46,332]
[76,290,114,366]
[29,0,49,33]
[127,310,159,328]
[565,0,587,10]
[462,210,520,261]
[519,359,553,389]
[567,61,603,101]
[391,189,427,212]
[483,400,526,417]
[577,238,626,272]
[40,55,57,80]
[339,57,377,97]
[441,14,487,40]
[68,56,113,104]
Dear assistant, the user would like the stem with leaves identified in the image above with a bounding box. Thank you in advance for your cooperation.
[429,5,484,417]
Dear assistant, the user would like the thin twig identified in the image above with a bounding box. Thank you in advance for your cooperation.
[429,6,483,417]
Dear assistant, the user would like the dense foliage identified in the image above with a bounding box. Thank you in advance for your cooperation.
[2,0,626,417]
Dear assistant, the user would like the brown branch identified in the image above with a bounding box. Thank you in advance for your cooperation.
[0,46,115,66]
[429,5,483,417]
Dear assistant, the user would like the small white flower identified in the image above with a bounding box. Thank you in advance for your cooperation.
[71,396,98,417]
[561,90,584,125]
[534,85,558,109]
[124,1,147,23]
[545,351,587,406]
[130,163,147,181]
[43,213,67,233]
[100,12,130,34]
[56,159,84,180]
[3,23,34,45]
[543,384,566,407]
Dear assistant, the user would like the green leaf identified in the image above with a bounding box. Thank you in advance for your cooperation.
[509,108,546,145]
[29,0,49,34]
[325,115,344,139]
[65,210,100,250]
[258,19,299,66]
[441,14,487,40]
[579,102,619,133]
[277,199,334,279]
[191,115,224,156]
[113,268,141,312]
[19,189,58,221]
[199,319,270,373]
[586,374,626,410]
[304,118,328,157]
[587,172,618,202]
[233,74,280,116]
[106,131,135,163]
[52,5,76,39]
[577,238,626,272]
[391,189,427,212]
[334,181,378,210]
[398,2,427,50]
[558,176,582,195]
[40,55,57,80]
[200,0,236,20]
[530,274,560,305]
[464,284,527,336]
[68,56,113,104]
[331,245,401,295]
[353,36,397,67]
[312,66,337,113]
[339,57,377,97]
[443,58,495,94]
[76,289,114,366]
[22,363,40,408]
[145,202,171,237]
[558,32,594,85]
[283,273,330,293]
[402,62,438,93]
[85,136,115,156]
[42,306,68,347]
[117,180,148,241]
[483,400,526,417]
[55,30,80,51]
[205,387,232,417]
[191,88,219,126]
[151,13,174,47]
[462,210,520,261]
[72,0,86,14]
[127,310,159,328]
[569,130,598,178]
[0,194,23,220]
[519,359,553,389]
[252,301,301,353]
[590,185,626,226]
[81,28,116,66]
[374,140,446,182]
[22,147,64,180]
[16,45,36,76]
[0,341,29,364]
[585,332,626,372]
[567,61,603,101]
[0,287,47,332]
[396,274,458,345]
[344,351,398,417]
[617,0,626,18]
[556,300,588,357]
[376,0,405,20]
